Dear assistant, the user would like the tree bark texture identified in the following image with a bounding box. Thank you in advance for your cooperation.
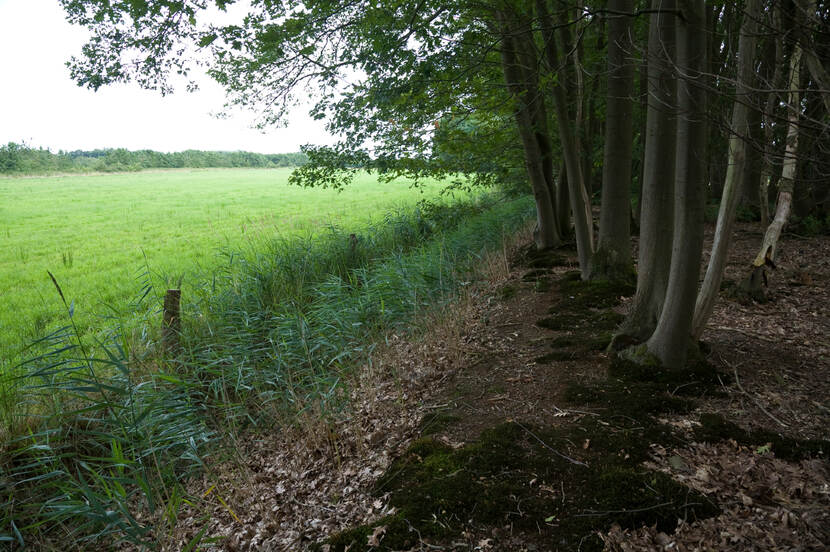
[617,0,677,341]
[758,4,786,227]
[589,0,635,282]
[536,0,594,276]
[692,0,762,339]
[496,12,562,250]
[749,38,803,279]
[646,0,708,368]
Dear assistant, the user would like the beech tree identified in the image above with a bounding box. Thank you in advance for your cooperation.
[588,0,635,283]
[616,0,677,343]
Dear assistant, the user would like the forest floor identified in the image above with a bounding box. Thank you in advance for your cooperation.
[170,222,829,552]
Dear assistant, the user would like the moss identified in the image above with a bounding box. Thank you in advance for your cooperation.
[535,350,578,363]
[496,283,518,300]
[695,413,830,462]
[550,333,613,351]
[556,275,636,310]
[323,419,718,551]
[609,353,728,395]
[537,311,624,333]
[564,381,694,418]
[525,248,569,269]
[534,277,553,293]
[521,268,550,282]
[419,411,461,436]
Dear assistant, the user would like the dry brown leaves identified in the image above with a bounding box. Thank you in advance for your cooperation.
[603,439,829,551]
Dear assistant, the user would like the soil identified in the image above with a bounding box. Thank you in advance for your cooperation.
[164,222,829,552]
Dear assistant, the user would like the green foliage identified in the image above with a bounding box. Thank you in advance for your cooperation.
[1,298,212,549]
[0,142,308,176]
[789,213,830,236]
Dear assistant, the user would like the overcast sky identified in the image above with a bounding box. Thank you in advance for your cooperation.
[0,0,334,154]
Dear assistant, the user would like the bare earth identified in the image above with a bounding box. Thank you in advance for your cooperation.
[164,222,829,551]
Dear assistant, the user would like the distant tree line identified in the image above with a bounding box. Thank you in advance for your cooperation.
[0,142,309,175]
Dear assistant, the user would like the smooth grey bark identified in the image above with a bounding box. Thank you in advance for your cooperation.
[496,13,562,250]
[617,0,677,341]
[589,0,634,282]
[536,0,594,276]
[750,36,803,273]
[647,0,708,368]
[758,5,785,227]
[556,162,571,238]
[692,0,762,339]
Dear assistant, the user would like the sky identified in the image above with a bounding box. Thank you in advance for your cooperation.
[0,0,334,154]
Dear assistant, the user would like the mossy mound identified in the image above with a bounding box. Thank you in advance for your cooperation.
[521,268,551,282]
[496,283,518,300]
[695,413,829,462]
[418,411,461,436]
[555,273,636,310]
[564,381,694,419]
[537,310,624,333]
[523,247,571,269]
[319,420,718,551]
[610,352,728,395]
[535,333,613,364]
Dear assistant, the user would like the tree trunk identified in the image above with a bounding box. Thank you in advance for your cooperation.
[758,4,786,227]
[692,0,762,339]
[557,161,571,238]
[616,0,677,342]
[646,0,708,368]
[745,37,803,293]
[589,0,634,283]
[496,13,562,250]
[537,0,594,277]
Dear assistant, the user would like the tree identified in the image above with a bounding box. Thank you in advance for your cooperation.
[588,0,635,283]
[615,0,677,343]
[642,0,707,368]
[691,0,762,339]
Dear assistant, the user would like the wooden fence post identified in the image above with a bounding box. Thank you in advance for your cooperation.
[162,289,181,354]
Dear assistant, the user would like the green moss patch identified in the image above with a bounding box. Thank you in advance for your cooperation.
[695,413,829,462]
[320,420,718,551]
[521,268,551,282]
[610,352,728,395]
[555,273,636,310]
[418,411,462,436]
[537,310,624,333]
[564,380,694,419]
[521,247,571,269]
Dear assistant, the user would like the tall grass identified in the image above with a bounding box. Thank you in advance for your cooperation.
[0,193,535,549]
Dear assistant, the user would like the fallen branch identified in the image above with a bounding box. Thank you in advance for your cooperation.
[515,421,589,468]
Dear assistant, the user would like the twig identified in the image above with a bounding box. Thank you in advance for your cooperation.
[514,421,589,468]
[573,501,677,517]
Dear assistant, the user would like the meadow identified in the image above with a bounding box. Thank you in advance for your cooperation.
[0,168,449,362]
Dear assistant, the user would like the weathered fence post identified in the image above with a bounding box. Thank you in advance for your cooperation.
[162,289,181,354]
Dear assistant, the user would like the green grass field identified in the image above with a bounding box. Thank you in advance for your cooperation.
[0,168,449,362]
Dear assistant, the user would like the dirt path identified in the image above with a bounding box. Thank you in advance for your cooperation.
[166,223,829,551]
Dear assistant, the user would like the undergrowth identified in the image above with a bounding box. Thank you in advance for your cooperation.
[0,193,534,549]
